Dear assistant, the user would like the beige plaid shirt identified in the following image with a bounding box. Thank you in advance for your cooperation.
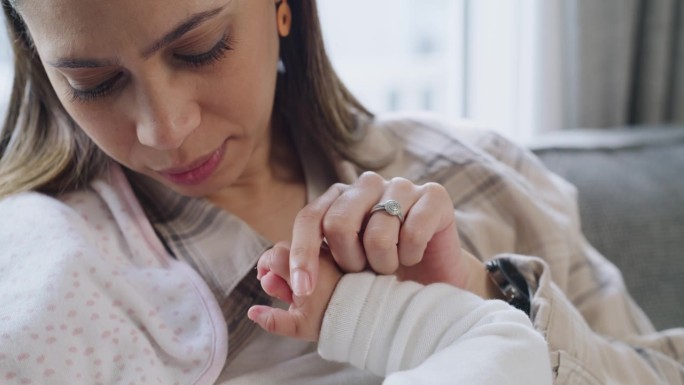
[131,113,683,384]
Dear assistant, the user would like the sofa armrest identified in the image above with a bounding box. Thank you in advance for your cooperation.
[531,126,684,330]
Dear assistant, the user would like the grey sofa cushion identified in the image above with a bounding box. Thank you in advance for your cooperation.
[531,127,684,331]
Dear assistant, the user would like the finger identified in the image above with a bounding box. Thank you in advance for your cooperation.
[256,242,291,281]
[363,177,419,274]
[247,306,315,341]
[260,271,294,304]
[398,182,455,267]
[323,172,385,272]
[247,305,292,336]
[290,183,346,296]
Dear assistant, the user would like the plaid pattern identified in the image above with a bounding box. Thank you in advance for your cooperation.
[362,115,683,384]
[128,113,683,383]
[128,173,273,365]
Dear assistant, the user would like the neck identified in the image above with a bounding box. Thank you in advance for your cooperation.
[206,117,307,243]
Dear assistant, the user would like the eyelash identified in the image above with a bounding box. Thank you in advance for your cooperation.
[174,34,234,68]
[70,72,125,103]
[69,34,234,103]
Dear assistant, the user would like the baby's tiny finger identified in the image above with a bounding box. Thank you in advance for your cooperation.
[256,249,274,280]
[248,306,306,339]
[257,242,291,282]
[260,271,294,304]
[248,306,277,333]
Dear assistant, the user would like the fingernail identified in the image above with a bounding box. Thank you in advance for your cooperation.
[248,306,264,321]
[292,269,311,296]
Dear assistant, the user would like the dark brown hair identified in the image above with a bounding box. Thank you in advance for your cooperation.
[0,0,373,198]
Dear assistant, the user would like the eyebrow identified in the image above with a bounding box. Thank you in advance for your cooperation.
[50,5,227,69]
[141,6,225,58]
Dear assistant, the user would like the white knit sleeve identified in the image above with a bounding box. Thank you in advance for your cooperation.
[318,273,552,385]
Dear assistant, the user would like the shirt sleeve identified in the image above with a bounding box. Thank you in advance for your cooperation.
[472,132,684,384]
[318,272,553,385]
[503,253,684,384]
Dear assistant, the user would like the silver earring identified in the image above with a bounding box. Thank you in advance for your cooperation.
[277,58,287,74]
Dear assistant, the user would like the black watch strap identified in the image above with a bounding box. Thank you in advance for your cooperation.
[485,258,531,316]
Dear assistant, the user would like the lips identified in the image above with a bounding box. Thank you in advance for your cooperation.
[158,141,227,186]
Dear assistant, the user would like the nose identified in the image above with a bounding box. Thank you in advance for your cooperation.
[134,73,201,150]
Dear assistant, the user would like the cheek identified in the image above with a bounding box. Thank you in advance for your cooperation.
[200,16,279,135]
[43,69,138,161]
[66,106,138,164]
[203,68,276,133]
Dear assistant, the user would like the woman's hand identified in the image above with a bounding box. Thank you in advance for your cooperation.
[287,172,479,297]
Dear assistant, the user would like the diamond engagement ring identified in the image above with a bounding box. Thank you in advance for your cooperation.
[370,199,405,224]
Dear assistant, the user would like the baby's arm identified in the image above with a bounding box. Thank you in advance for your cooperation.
[320,273,552,384]
[249,243,552,384]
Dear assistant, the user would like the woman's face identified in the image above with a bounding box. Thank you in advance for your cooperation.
[19,0,282,196]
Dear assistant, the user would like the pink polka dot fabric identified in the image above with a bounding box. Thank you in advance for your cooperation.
[0,165,228,384]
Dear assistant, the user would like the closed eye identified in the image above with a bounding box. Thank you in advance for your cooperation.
[174,33,234,68]
[69,71,126,103]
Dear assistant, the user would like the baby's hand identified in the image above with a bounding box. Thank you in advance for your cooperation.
[248,242,342,341]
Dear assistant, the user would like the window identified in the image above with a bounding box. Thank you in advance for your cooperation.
[319,1,544,142]
[318,0,465,120]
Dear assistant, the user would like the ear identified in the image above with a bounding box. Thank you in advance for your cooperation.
[276,0,292,37]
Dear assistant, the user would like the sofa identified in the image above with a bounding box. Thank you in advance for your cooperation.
[531,126,684,331]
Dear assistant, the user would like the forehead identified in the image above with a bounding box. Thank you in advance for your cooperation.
[17,0,235,58]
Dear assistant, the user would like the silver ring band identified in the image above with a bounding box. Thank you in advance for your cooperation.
[370,199,404,223]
